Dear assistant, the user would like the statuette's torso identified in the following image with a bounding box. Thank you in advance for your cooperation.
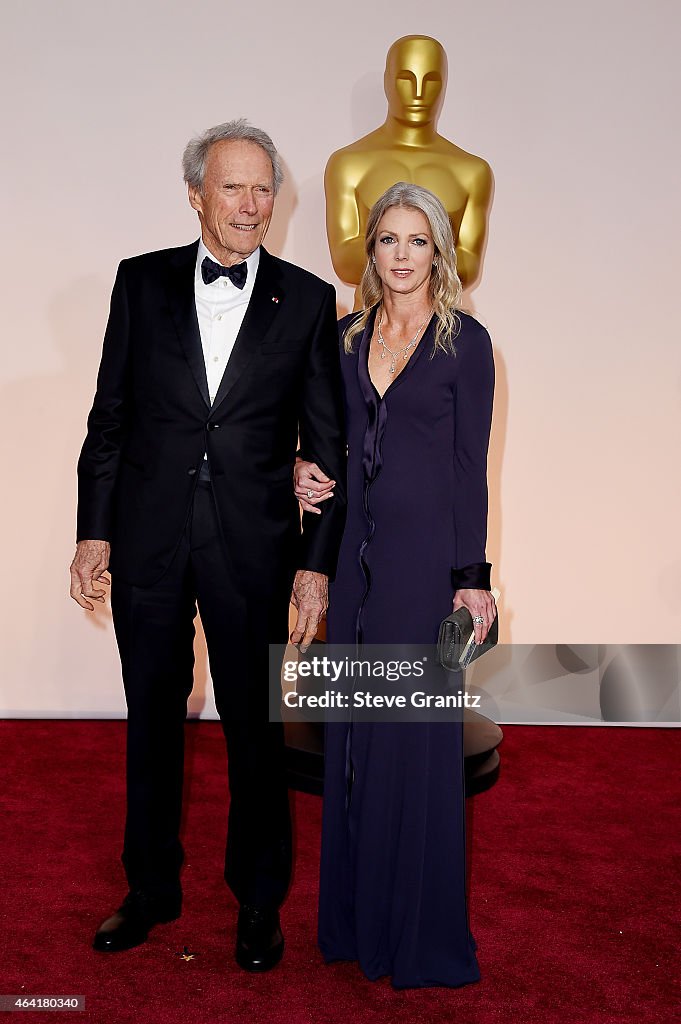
[325,35,493,298]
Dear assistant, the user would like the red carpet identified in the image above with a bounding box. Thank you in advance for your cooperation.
[1,722,679,1024]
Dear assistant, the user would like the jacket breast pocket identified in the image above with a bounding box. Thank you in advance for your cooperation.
[259,338,308,354]
[251,344,306,376]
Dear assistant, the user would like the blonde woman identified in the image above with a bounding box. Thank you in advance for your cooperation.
[295,183,496,988]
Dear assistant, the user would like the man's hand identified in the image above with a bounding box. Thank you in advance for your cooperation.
[70,540,111,611]
[290,570,329,653]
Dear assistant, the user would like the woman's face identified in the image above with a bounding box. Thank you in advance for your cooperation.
[373,206,435,298]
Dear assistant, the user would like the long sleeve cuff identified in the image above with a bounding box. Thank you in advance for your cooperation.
[451,561,492,591]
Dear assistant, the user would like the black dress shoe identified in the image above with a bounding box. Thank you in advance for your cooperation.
[235,905,284,972]
[93,890,181,953]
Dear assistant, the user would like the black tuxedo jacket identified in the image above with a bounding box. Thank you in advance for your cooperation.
[77,241,347,597]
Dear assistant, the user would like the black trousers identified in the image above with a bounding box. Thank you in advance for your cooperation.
[111,476,292,909]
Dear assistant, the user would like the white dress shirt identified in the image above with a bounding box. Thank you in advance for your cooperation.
[195,240,259,461]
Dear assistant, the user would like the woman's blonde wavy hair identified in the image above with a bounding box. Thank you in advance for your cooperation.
[343,182,463,355]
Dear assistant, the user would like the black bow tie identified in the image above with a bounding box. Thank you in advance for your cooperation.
[201,256,248,289]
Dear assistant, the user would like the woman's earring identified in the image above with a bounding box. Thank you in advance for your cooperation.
[371,255,376,264]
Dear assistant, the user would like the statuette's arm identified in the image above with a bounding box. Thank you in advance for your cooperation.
[324,156,366,285]
[455,162,493,290]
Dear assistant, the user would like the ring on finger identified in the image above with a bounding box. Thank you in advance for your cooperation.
[473,615,484,624]
[306,489,314,499]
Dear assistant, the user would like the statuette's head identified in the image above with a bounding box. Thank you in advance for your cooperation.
[183,119,282,264]
[384,35,447,126]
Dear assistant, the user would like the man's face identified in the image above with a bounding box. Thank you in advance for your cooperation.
[189,139,275,265]
[384,36,447,126]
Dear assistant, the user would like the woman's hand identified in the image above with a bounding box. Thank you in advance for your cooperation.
[453,588,497,645]
[294,458,335,515]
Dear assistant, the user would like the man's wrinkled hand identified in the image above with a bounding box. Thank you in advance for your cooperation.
[70,540,111,611]
[290,569,328,653]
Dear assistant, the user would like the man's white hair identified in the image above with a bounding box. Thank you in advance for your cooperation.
[182,118,283,194]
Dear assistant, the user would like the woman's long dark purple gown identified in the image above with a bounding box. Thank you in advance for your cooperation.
[318,306,495,988]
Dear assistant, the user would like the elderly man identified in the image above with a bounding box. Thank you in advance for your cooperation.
[71,120,346,971]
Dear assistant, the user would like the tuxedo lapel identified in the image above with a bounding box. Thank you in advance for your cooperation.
[211,247,284,413]
[165,240,210,408]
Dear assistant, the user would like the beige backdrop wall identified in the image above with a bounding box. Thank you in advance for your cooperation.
[1,0,679,716]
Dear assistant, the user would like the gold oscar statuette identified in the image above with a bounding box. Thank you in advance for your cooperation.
[325,35,493,306]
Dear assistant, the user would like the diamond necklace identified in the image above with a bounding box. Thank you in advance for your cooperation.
[376,307,432,374]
